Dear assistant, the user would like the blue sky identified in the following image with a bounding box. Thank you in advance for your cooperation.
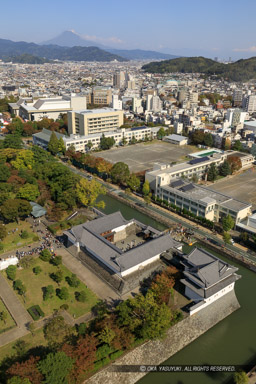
[1,0,256,59]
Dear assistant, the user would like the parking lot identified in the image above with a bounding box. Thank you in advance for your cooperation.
[210,167,256,209]
[93,142,198,173]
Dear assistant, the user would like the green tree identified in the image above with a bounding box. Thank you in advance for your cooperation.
[0,224,7,240]
[191,174,198,183]
[223,231,231,244]
[33,266,42,275]
[40,249,52,262]
[86,140,93,151]
[99,134,115,150]
[219,160,231,176]
[44,316,71,346]
[66,273,80,288]
[157,127,166,140]
[51,256,62,266]
[191,130,205,145]
[233,371,249,384]
[3,134,23,149]
[239,232,248,243]
[142,180,150,196]
[75,290,86,302]
[20,230,29,239]
[13,340,27,357]
[1,199,32,222]
[58,137,66,154]
[0,310,7,324]
[131,135,137,144]
[207,163,218,181]
[203,133,213,147]
[13,280,26,297]
[98,326,115,345]
[7,377,31,384]
[75,178,106,208]
[17,184,40,201]
[232,140,243,152]
[110,162,130,184]
[6,265,17,281]
[57,287,69,300]
[0,163,11,181]
[126,174,140,191]
[43,285,55,301]
[48,132,59,155]
[117,290,171,340]
[50,270,64,285]
[222,214,234,231]
[38,351,74,384]
[28,322,36,336]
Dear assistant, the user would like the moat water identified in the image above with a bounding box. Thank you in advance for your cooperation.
[100,194,256,384]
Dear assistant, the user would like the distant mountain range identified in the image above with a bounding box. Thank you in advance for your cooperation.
[3,53,52,64]
[142,56,256,81]
[42,30,179,60]
[0,38,127,62]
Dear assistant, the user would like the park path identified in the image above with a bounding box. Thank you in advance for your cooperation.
[0,274,31,347]
[59,248,120,303]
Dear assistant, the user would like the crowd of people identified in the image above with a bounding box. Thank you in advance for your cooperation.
[14,224,63,260]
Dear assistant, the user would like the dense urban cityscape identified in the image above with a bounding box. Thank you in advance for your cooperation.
[0,2,255,384]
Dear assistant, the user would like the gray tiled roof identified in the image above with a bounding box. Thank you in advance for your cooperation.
[181,247,240,295]
[64,212,182,273]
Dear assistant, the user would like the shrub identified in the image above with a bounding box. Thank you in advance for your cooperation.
[66,273,80,288]
[75,290,86,302]
[96,344,114,360]
[60,304,69,311]
[51,256,62,266]
[20,230,29,239]
[28,305,44,320]
[40,249,51,262]
[57,287,69,300]
[43,285,54,301]
[6,265,17,281]
[33,266,42,275]
[110,350,123,360]
[33,235,39,242]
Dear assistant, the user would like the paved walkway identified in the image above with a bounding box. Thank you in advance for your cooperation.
[59,248,120,303]
[0,274,31,347]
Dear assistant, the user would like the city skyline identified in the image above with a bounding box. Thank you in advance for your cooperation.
[0,0,255,60]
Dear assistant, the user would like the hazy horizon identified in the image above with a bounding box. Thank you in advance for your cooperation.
[0,0,256,60]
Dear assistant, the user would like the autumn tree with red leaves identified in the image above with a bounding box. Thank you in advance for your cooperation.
[62,334,97,382]
[7,356,43,384]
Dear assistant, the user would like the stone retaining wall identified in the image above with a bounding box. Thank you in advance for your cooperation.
[85,289,240,384]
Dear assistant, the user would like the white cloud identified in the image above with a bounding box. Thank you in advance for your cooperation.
[233,46,256,52]
[81,34,123,45]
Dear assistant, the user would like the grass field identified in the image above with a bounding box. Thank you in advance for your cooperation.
[0,327,46,363]
[3,257,99,319]
[0,221,38,254]
[0,300,16,334]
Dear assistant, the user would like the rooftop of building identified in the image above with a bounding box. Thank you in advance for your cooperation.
[162,178,251,211]
[180,247,241,297]
[64,211,181,273]
[72,108,121,114]
[33,128,66,141]
[165,134,188,141]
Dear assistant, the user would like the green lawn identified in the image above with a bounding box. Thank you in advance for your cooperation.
[0,299,16,334]
[0,327,46,363]
[0,221,39,254]
[4,257,99,319]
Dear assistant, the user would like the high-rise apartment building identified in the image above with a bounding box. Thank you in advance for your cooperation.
[92,87,112,105]
[68,108,124,136]
[244,95,256,113]
[233,89,243,107]
[112,95,123,110]
[113,72,125,88]
[146,95,162,112]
